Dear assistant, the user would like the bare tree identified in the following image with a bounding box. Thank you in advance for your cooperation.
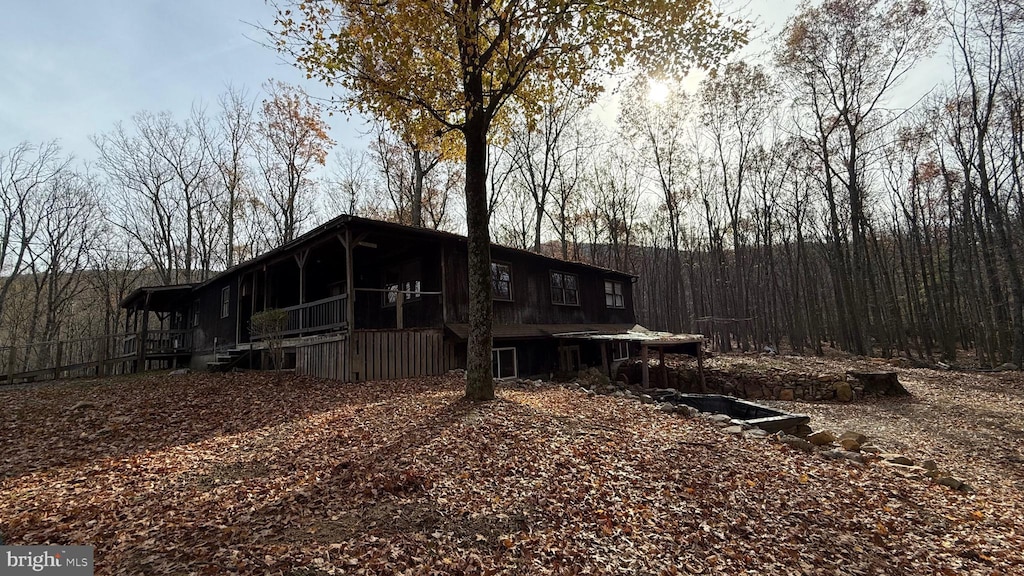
[252,81,333,245]
[0,142,67,326]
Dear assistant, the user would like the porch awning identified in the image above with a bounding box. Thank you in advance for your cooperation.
[120,284,195,311]
[444,323,639,340]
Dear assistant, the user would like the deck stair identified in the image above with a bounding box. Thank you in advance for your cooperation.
[206,348,250,372]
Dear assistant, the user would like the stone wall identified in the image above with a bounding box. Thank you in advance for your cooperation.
[617,361,865,402]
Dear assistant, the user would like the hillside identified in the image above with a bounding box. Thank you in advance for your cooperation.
[1,371,1021,575]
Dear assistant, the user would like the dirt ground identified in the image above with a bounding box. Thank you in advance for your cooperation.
[1,369,1022,574]
[755,354,1024,498]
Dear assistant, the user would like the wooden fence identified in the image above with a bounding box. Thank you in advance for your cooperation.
[1,334,134,384]
[295,328,459,382]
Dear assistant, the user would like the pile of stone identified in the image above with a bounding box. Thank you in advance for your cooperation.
[780,428,972,492]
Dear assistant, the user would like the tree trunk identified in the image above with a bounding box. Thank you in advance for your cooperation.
[462,118,495,399]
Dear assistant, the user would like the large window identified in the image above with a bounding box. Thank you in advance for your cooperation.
[605,280,624,308]
[492,347,517,379]
[491,262,513,301]
[550,271,579,306]
[192,299,200,327]
[220,287,230,319]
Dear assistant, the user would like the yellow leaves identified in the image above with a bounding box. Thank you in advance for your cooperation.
[798,473,809,483]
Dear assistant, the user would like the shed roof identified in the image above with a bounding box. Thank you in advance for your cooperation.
[444,323,704,345]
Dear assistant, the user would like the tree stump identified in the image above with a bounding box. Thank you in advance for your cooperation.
[846,370,910,396]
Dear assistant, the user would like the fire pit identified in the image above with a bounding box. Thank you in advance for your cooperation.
[650,390,810,434]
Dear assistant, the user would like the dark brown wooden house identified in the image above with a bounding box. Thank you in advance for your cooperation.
[121,215,672,382]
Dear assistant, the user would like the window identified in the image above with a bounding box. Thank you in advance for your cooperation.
[491,262,513,301]
[492,347,517,379]
[220,287,230,319]
[192,299,200,327]
[605,280,624,308]
[384,280,421,306]
[550,271,579,306]
[612,341,630,361]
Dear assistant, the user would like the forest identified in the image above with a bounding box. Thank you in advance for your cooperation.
[1,0,1022,369]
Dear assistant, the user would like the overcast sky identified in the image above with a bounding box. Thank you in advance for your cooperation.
[1,1,947,163]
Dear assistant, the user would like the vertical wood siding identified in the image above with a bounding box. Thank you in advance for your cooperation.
[295,329,458,382]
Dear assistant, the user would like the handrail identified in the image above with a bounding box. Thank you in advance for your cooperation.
[271,294,348,338]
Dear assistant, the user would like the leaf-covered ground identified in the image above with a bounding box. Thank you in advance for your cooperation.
[1,370,1021,575]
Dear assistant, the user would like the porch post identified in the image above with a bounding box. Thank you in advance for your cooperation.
[659,346,667,388]
[641,343,650,388]
[601,341,610,377]
[396,290,404,329]
[295,249,308,305]
[343,229,356,382]
[137,292,151,372]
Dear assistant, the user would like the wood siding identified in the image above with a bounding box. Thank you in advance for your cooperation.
[443,245,636,326]
[295,329,458,382]
[295,334,347,381]
[192,276,238,352]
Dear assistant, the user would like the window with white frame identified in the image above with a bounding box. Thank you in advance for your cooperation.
[492,347,517,379]
[612,340,630,361]
[605,280,624,308]
[550,271,579,306]
[220,287,230,319]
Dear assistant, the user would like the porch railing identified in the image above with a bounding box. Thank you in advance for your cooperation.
[122,329,193,356]
[276,294,348,337]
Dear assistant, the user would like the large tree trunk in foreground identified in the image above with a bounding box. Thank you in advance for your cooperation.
[463,118,495,400]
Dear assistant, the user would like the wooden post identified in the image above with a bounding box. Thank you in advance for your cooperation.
[137,292,151,373]
[659,346,667,388]
[53,340,63,381]
[396,290,404,329]
[7,344,16,384]
[440,244,448,324]
[601,341,610,377]
[295,249,308,305]
[342,229,356,382]
[641,343,650,389]
[697,340,707,393]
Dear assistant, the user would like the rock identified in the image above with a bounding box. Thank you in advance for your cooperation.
[834,382,854,402]
[882,462,930,479]
[169,368,190,376]
[859,444,881,454]
[839,438,862,451]
[880,454,914,466]
[838,431,868,445]
[708,414,732,424]
[640,394,654,404]
[677,405,699,418]
[778,434,816,453]
[792,424,813,438]
[996,363,1018,371]
[658,402,675,413]
[935,476,963,490]
[69,401,97,411]
[744,428,769,439]
[778,388,795,401]
[807,430,837,446]
[723,425,744,435]
[921,459,938,471]
[820,449,865,464]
